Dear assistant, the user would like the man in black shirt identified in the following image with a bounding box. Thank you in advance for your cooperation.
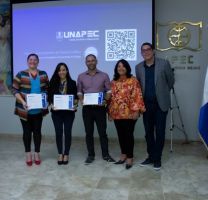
[135,42,174,170]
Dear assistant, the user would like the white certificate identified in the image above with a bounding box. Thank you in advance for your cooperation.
[26,94,44,110]
[83,92,103,105]
[53,95,74,110]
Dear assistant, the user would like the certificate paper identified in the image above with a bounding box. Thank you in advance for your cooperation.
[53,95,74,110]
[83,92,103,105]
[26,93,47,110]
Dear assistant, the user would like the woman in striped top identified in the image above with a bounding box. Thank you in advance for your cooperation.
[12,53,49,166]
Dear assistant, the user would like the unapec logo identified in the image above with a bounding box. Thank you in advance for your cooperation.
[156,21,202,51]
[56,30,99,41]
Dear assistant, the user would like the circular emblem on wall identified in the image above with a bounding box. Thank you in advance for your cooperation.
[168,24,191,48]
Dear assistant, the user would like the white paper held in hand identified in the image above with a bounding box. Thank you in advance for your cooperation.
[26,93,47,110]
[83,92,103,105]
[53,95,74,110]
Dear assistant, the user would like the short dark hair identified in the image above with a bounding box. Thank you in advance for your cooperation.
[85,54,97,60]
[27,53,39,62]
[141,42,154,51]
[113,59,132,81]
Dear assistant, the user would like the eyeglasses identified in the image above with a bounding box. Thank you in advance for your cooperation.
[141,47,152,53]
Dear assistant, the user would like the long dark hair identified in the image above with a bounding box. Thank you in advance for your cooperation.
[48,63,72,103]
[113,59,132,81]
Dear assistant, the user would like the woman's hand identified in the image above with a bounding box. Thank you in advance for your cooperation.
[15,93,28,110]
[73,100,79,110]
[108,114,113,121]
[50,104,57,110]
[22,101,28,110]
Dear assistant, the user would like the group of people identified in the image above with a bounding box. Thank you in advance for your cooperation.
[12,42,174,171]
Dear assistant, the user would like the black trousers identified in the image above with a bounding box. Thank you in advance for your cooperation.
[143,101,168,162]
[82,106,109,158]
[20,113,43,153]
[51,111,75,155]
[114,119,137,158]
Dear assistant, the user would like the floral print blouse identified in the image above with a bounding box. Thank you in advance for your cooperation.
[108,76,145,119]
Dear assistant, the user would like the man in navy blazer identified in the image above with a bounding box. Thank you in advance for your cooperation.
[135,42,174,170]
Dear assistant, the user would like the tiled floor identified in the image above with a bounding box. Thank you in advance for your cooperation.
[0,135,207,200]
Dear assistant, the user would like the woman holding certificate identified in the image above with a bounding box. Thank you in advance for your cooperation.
[12,53,49,166]
[108,59,145,169]
[48,63,78,165]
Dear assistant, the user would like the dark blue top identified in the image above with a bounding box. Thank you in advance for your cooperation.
[144,62,156,103]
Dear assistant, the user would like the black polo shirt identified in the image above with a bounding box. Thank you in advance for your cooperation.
[144,62,156,103]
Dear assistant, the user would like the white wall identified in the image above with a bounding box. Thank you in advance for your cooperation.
[1,0,208,141]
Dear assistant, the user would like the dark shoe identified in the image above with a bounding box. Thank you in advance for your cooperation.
[103,155,115,162]
[126,164,133,170]
[126,158,133,169]
[57,160,63,165]
[153,161,161,171]
[57,155,63,165]
[85,156,94,164]
[139,158,153,167]
[63,155,69,165]
[63,160,68,165]
[114,159,126,164]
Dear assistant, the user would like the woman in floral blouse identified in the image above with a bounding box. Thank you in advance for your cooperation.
[108,59,145,169]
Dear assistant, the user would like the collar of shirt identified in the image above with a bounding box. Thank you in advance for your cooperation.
[29,70,39,79]
[144,61,155,68]
[85,69,101,75]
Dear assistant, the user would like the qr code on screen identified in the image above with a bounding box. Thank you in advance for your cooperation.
[105,29,137,61]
